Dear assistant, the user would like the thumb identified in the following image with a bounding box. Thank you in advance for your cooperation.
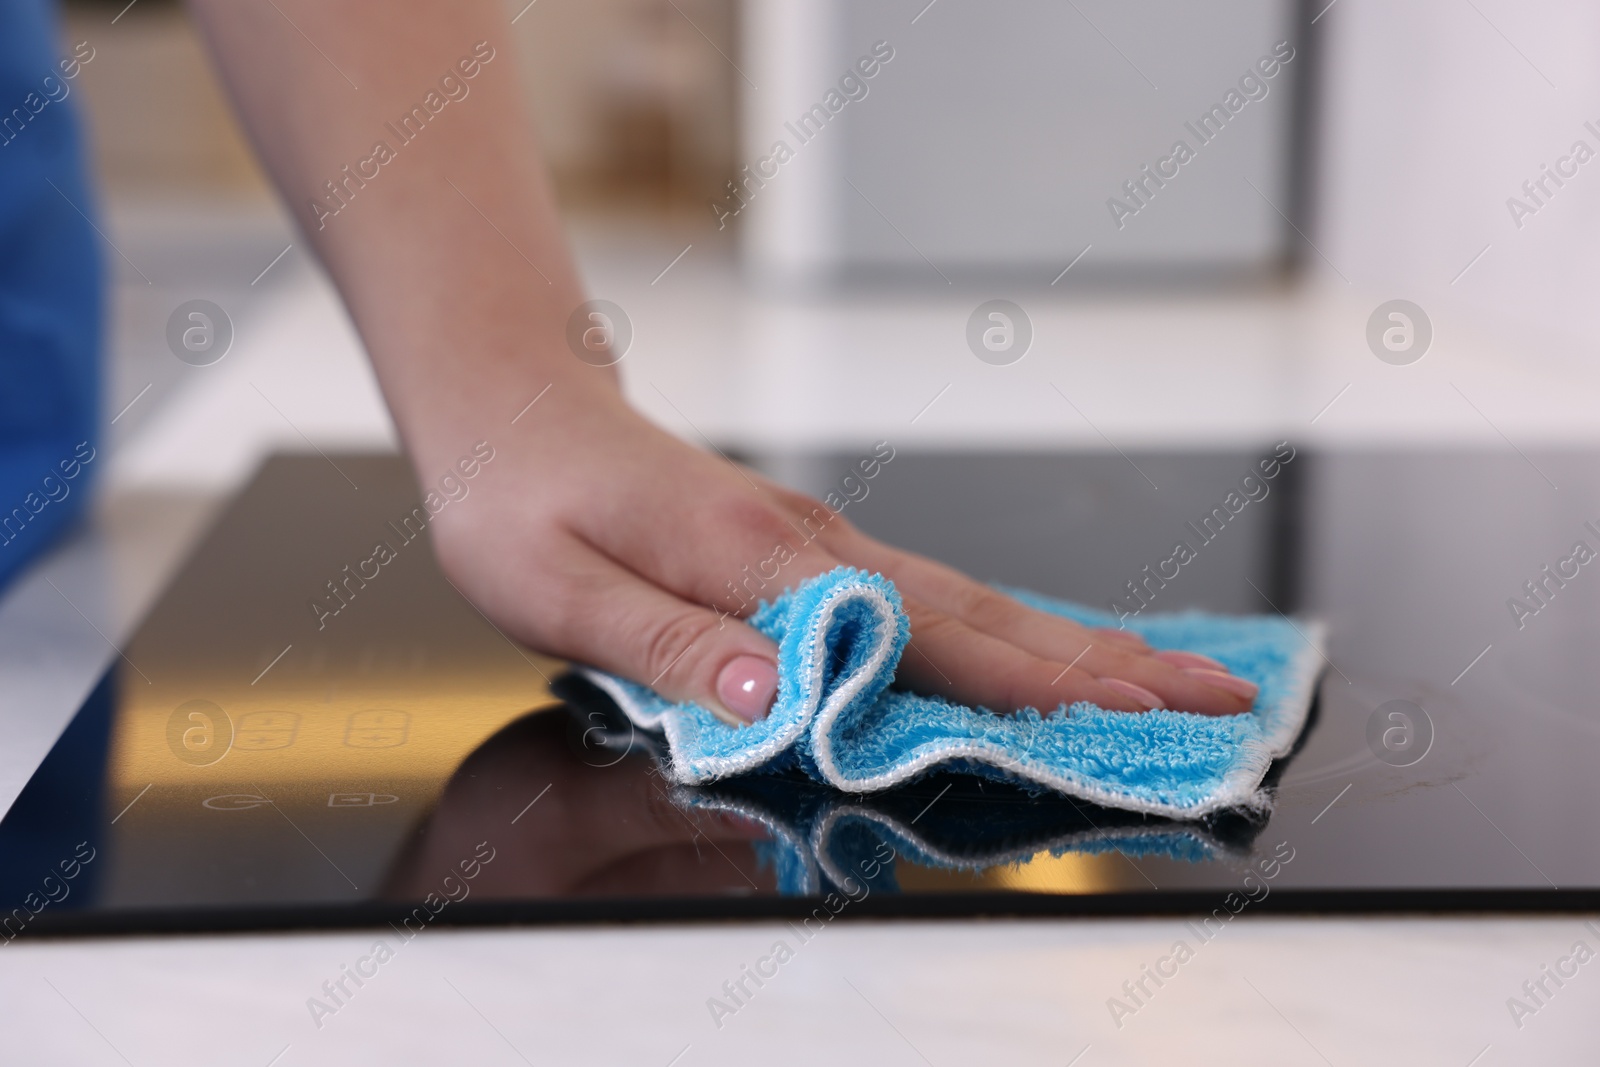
[573,558,781,726]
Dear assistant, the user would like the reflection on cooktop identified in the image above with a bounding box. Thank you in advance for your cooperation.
[3,448,1598,937]
[396,675,1272,907]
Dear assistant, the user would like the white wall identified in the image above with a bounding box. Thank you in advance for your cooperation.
[1316,0,1600,359]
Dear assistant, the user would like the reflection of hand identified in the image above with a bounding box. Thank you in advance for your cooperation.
[382,712,774,900]
[432,390,1256,725]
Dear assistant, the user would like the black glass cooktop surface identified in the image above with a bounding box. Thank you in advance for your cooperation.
[4,447,1598,937]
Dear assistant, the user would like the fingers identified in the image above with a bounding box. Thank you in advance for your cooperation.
[566,559,786,725]
[1153,650,1223,669]
[1094,626,1149,650]
[1064,643,1253,714]
[801,513,1252,715]
[895,598,1157,713]
[551,459,1247,719]
[447,525,785,725]
[572,454,846,614]
[527,458,849,723]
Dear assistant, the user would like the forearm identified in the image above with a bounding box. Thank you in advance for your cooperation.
[186,0,619,464]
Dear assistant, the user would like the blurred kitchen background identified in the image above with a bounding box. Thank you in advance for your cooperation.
[56,0,1600,500]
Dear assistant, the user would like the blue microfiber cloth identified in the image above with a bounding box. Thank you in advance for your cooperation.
[583,567,1324,820]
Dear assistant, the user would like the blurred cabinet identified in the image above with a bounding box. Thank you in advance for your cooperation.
[739,0,1306,286]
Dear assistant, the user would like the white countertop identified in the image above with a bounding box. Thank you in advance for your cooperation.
[103,208,1600,495]
[5,914,1594,1065]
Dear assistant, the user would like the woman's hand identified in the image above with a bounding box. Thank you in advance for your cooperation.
[429,385,1257,724]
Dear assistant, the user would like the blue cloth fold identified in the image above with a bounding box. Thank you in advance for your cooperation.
[585,567,1323,820]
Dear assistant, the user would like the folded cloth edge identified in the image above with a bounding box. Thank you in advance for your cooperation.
[580,571,1325,820]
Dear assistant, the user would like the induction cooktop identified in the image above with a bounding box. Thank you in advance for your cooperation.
[4,447,1597,938]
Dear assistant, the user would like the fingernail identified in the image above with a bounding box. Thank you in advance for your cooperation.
[1097,628,1148,647]
[1156,650,1227,671]
[716,655,778,723]
[1101,678,1163,710]
[1183,667,1259,700]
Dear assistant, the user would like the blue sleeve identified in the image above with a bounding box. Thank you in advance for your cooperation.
[0,0,104,589]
